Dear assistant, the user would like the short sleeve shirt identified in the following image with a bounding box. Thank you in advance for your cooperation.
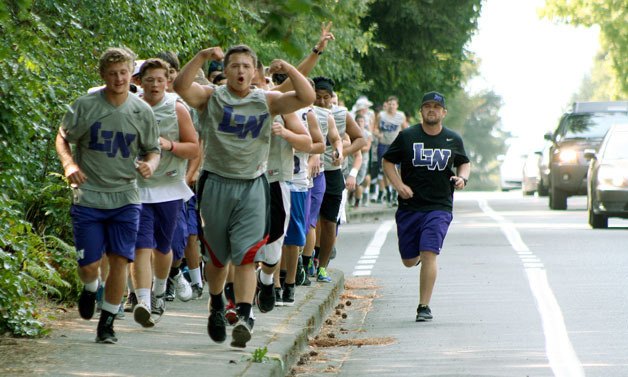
[61,90,160,209]
[383,124,469,212]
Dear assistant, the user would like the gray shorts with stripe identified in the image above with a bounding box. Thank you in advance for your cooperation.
[197,171,270,267]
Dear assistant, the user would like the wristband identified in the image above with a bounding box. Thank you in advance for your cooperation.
[312,47,323,55]
[461,177,468,185]
[349,168,358,178]
[170,141,175,152]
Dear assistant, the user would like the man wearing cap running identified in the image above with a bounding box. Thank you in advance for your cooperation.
[382,91,470,322]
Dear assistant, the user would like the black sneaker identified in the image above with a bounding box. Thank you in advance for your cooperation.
[256,272,275,313]
[230,317,252,348]
[78,287,97,320]
[282,284,295,307]
[164,278,176,302]
[274,287,283,307]
[416,304,433,322]
[95,310,117,344]
[191,283,203,300]
[150,294,166,324]
[207,308,227,343]
[296,256,307,285]
[123,292,138,313]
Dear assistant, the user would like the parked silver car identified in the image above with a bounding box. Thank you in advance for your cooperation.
[585,125,628,228]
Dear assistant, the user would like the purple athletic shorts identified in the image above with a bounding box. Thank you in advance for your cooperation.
[307,173,326,229]
[395,209,453,259]
[70,204,141,267]
[136,199,183,254]
[171,196,198,261]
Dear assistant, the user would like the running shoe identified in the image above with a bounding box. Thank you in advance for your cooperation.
[416,304,433,322]
[306,259,317,277]
[282,284,295,306]
[133,301,153,328]
[95,310,117,344]
[123,292,138,313]
[191,283,203,300]
[317,267,332,283]
[230,317,252,348]
[172,271,193,302]
[78,287,97,320]
[150,294,166,324]
[208,308,227,343]
[225,300,238,326]
[274,287,283,307]
[164,278,176,302]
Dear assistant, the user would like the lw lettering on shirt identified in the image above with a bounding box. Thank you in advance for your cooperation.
[412,142,451,171]
[88,122,137,158]
[218,105,269,139]
[380,122,399,132]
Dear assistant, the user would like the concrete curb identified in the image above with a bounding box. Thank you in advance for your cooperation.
[346,205,396,223]
[242,269,345,377]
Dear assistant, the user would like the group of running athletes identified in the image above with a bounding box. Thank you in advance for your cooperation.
[56,20,470,348]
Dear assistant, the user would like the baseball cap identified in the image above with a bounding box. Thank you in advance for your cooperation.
[421,91,446,109]
[132,59,145,77]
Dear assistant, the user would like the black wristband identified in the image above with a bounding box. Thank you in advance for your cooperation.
[312,47,323,55]
[461,177,468,185]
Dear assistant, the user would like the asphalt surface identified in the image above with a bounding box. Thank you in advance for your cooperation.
[0,202,393,377]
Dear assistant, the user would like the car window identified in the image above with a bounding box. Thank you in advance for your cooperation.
[602,130,628,160]
[563,113,628,139]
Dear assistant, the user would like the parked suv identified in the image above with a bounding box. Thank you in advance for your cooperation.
[545,101,628,210]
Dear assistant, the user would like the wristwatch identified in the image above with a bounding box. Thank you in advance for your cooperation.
[312,47,323,55]
[461,177,468,185]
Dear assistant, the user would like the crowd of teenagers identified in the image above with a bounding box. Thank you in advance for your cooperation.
[56,23,470,347]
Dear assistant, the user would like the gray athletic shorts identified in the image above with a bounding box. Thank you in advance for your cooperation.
[197,171,270,267]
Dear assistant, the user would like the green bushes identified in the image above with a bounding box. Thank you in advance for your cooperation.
[0,194,78,337]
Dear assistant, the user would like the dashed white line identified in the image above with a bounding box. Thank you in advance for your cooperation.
[352,220,395,277]
[478,199,584,377]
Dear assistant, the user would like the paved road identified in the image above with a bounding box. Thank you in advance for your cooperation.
[301,191,628,377]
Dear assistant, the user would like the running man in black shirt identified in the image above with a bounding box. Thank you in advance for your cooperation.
[382,91,470,322]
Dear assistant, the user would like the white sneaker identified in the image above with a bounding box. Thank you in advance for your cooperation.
[173,271,193,302]
[133,301,154,328]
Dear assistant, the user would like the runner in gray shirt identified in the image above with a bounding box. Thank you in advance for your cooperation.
[173,45,314,348]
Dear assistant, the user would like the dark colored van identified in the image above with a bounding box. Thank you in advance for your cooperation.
[545,101,628,210]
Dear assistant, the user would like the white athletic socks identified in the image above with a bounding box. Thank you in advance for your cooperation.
[136,288,151,309]
[101,300,120,315]
[259,270,274,286]
[84,279,99,293]
[153,278,167,297]
[189,267,202,286]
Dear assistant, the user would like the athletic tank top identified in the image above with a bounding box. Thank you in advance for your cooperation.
[287,107,312,189]
[266,114,294,183]
[138,93,186,188]
[323,105,347,171]
[200,85,272,179]
[378,110,405,145]
[312,106,330,172]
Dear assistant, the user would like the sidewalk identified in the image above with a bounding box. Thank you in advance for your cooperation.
[7,271,341,377]
[1,203,394,377]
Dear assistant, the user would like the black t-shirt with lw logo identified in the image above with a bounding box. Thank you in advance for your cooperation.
[383,124,469,212]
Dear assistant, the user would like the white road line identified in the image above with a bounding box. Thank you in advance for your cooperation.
[478,199,585,377]
[352,220,395,276]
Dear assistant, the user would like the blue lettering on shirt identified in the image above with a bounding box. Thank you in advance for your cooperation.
[380,121,399,132]
[218,105,269,139]
[412,143,451,171]
[88,122,136,158]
